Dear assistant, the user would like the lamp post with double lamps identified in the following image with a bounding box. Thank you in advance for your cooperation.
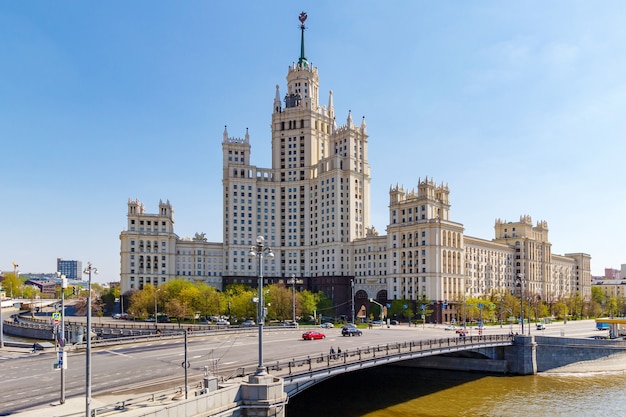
[516,273,525,335]
[154,288,160,331]
[56,272,68,404]
[82,262,98,417]
[351,279,355,325]
[287,274,303,325]
[248,236,274,375]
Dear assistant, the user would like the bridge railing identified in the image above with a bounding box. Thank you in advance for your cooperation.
[225,334,513,381]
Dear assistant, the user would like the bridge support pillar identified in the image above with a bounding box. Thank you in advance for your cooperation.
[240,374,287,417]
[505,335,537,375]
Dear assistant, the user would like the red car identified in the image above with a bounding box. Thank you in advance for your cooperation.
[302,331,326,340]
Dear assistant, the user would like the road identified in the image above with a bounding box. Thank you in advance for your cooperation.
[0,320,601,415]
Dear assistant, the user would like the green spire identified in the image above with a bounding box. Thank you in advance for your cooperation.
[298,11,308,67]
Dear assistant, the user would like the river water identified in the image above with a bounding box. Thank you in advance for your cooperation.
[286,366,626,417]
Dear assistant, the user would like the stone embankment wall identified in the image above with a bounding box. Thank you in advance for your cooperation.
[534,335,626,372]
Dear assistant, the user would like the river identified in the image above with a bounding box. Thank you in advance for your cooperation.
[286,365,626,417]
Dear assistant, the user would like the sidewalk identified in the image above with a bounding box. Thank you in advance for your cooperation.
[5,382,181,417]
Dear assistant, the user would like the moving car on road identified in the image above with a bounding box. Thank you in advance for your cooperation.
[302,331,326,340]
[342,327,363,337]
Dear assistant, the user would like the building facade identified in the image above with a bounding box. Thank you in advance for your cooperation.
[119,199,223,293]
[56,258,83,281]
[118,13,592,322]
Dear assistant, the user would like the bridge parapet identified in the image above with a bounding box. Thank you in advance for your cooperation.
[239,335,514,397]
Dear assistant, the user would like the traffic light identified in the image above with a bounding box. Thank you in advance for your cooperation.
[72,286,77,295]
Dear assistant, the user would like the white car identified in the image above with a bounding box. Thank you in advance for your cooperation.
[536,323,546,330]
[320,322,334,328]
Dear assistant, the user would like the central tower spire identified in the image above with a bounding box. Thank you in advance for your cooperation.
[298,11,308,67]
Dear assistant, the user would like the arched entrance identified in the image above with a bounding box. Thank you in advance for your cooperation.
[355,290,369,323]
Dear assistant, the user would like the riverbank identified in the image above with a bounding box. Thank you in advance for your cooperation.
[543,352,626,374]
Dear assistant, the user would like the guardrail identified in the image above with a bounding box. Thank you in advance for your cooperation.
[224,334,514,382]
[5,313,300,344]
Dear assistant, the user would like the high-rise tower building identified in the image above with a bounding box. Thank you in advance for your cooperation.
[221,12,370,294]
[119,13,591,323]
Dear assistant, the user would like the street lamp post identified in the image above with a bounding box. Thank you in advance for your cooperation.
[154,288,160,331]
[248,236,274,375]
[82,262,98,417]
[351,279,355,325]
[12,262,19,299]
[56,272,68,404]
[287,274,303,325]
[369,298,385,325]
[463,283,470,329]
[516,273,525,335]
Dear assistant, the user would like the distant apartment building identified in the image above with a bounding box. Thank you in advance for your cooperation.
[118,13,591,322]
[56,258,83,281]
[119,199,223,292]
[592,277,626,299]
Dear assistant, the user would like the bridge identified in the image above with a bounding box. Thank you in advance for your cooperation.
[6,333,519,417]
[253,334,512,397]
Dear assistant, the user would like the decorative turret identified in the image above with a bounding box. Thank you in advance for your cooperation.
[274,85,282,113]
[159,199,174,221]
[128,198,145,215]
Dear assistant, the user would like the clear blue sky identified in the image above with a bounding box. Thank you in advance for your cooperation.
[2,1,624,282]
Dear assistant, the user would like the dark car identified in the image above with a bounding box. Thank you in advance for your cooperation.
[342,327,363,337]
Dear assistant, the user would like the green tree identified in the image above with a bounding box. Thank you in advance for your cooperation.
[314,291,334,322]
[298,290,318,319]
[266,284,292,321]
[165,298,190,327]
[607,296,620,318]
[591,286,605,306]
[554,300,568,320]
[224,284,256,321]
[197,284,223,318]
[416,293,434,325]
[127,287,152,320]
[1,272,22,299]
